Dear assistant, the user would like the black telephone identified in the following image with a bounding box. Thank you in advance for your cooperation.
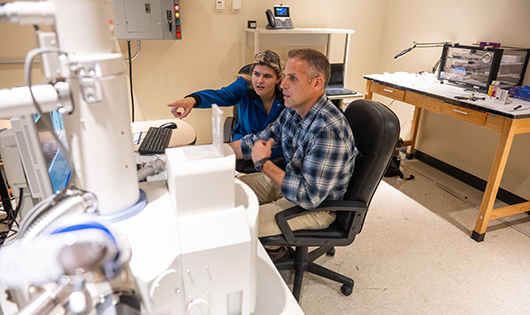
[265,5,293,29]
[266,9,276,28]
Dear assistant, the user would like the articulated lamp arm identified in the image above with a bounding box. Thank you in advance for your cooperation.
[394,41,457,73]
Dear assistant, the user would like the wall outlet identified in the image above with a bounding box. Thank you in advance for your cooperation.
[216,0,224,10]
[232,0,241,10]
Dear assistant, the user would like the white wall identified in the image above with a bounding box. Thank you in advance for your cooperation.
[373,0,530,200]
[115,0,387,143]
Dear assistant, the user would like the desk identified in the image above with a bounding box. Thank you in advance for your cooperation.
[363,73,530,242]
[328,92,363,109]
[130,118,196,151]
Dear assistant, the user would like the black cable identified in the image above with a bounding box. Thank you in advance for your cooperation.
[0,172,12,215]
[0,188,22,245]
[128,40,135,122]
[13,187,23,222]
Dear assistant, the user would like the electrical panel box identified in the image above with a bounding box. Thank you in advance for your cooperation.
[112,0,182,40]
[438,44,529,91]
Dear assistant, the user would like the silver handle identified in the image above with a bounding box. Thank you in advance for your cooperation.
[453,109,468,115]
[383,89,394,93]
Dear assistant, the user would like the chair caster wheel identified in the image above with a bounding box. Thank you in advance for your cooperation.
[341,284,353,296]
[326,248,335,256]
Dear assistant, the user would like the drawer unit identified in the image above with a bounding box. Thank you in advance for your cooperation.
[371,82,405,101]
[404,93,444,113]
[442,103,487,126]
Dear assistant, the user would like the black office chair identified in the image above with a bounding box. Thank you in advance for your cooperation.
[259,99,400,302]
[223,65,251,144]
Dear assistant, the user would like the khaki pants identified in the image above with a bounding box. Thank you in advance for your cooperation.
[238,172,336,237]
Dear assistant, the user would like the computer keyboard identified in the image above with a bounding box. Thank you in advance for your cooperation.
[138,127,172,155]
[325,88,356,96]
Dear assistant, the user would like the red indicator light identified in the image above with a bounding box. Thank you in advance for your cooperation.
[177,26,180,31]
[174,5,179,10]
[176,32,181,38]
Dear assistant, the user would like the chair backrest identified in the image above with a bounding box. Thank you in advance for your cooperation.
[331,99,399,235]
[344,99,400,204]
[232,64,253,126]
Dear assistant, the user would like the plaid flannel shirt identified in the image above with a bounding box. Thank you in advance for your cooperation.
[240,94,356,209]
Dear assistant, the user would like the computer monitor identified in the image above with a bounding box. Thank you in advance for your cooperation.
[328,63,345,87]
[10,110,70,199]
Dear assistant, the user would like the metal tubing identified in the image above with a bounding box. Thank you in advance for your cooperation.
[15,285,71,315]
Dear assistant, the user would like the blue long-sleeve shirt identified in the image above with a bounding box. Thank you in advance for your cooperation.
[240,94,356,209]
[191,76,285,158]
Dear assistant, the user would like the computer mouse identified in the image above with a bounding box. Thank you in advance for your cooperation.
[159,122,178,129]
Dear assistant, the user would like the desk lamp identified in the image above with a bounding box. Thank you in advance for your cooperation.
[394,41,455,73]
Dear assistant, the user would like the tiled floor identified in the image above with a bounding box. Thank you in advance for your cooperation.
[282,154,530,315]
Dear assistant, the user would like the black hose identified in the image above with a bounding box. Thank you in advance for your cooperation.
[127,40,135,122]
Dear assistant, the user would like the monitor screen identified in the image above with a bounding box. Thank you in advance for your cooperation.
[33,111,70,194]
[328,64,345,86]
[274,6,289,17]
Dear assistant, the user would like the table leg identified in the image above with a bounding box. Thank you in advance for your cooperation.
[405,107,422,159]
[254,31,259,58]
[326,34,332,59]
[343,33,351,75]
[471,119,516,242]
[364,80,373,100]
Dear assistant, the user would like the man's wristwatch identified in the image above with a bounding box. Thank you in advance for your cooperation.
[254,157,270,172]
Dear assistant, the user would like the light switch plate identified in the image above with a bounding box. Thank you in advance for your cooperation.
[216,0,224,10]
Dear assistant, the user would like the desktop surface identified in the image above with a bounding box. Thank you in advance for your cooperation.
[364,73,530,119]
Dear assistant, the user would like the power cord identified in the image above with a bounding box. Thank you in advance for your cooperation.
[127,40,135,122]
[0,187,23,245]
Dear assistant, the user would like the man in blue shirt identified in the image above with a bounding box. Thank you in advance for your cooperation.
[229,48,356,244]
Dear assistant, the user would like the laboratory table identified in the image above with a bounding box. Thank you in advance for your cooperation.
[364,73,530,242]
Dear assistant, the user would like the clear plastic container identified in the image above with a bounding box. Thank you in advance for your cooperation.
[438,44,529,91]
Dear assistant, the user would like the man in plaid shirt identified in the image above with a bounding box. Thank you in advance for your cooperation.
[229,48,356,249]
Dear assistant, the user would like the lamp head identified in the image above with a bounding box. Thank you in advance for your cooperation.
[394,41,417,59]
[394,41,456,60]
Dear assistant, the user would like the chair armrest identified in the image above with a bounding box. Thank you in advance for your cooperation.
[275,200,368,244]
[223,116,235,143]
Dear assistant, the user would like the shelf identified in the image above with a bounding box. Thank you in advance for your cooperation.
[244,28,355,35]
[242,27,355,88]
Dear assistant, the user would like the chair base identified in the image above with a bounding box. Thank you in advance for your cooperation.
[275,246,354,301]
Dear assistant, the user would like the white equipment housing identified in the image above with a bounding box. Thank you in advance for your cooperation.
[9,114,55,199]
[113,142,258,314]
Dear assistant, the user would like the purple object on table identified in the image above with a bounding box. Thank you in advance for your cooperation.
[509,85,530,102]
